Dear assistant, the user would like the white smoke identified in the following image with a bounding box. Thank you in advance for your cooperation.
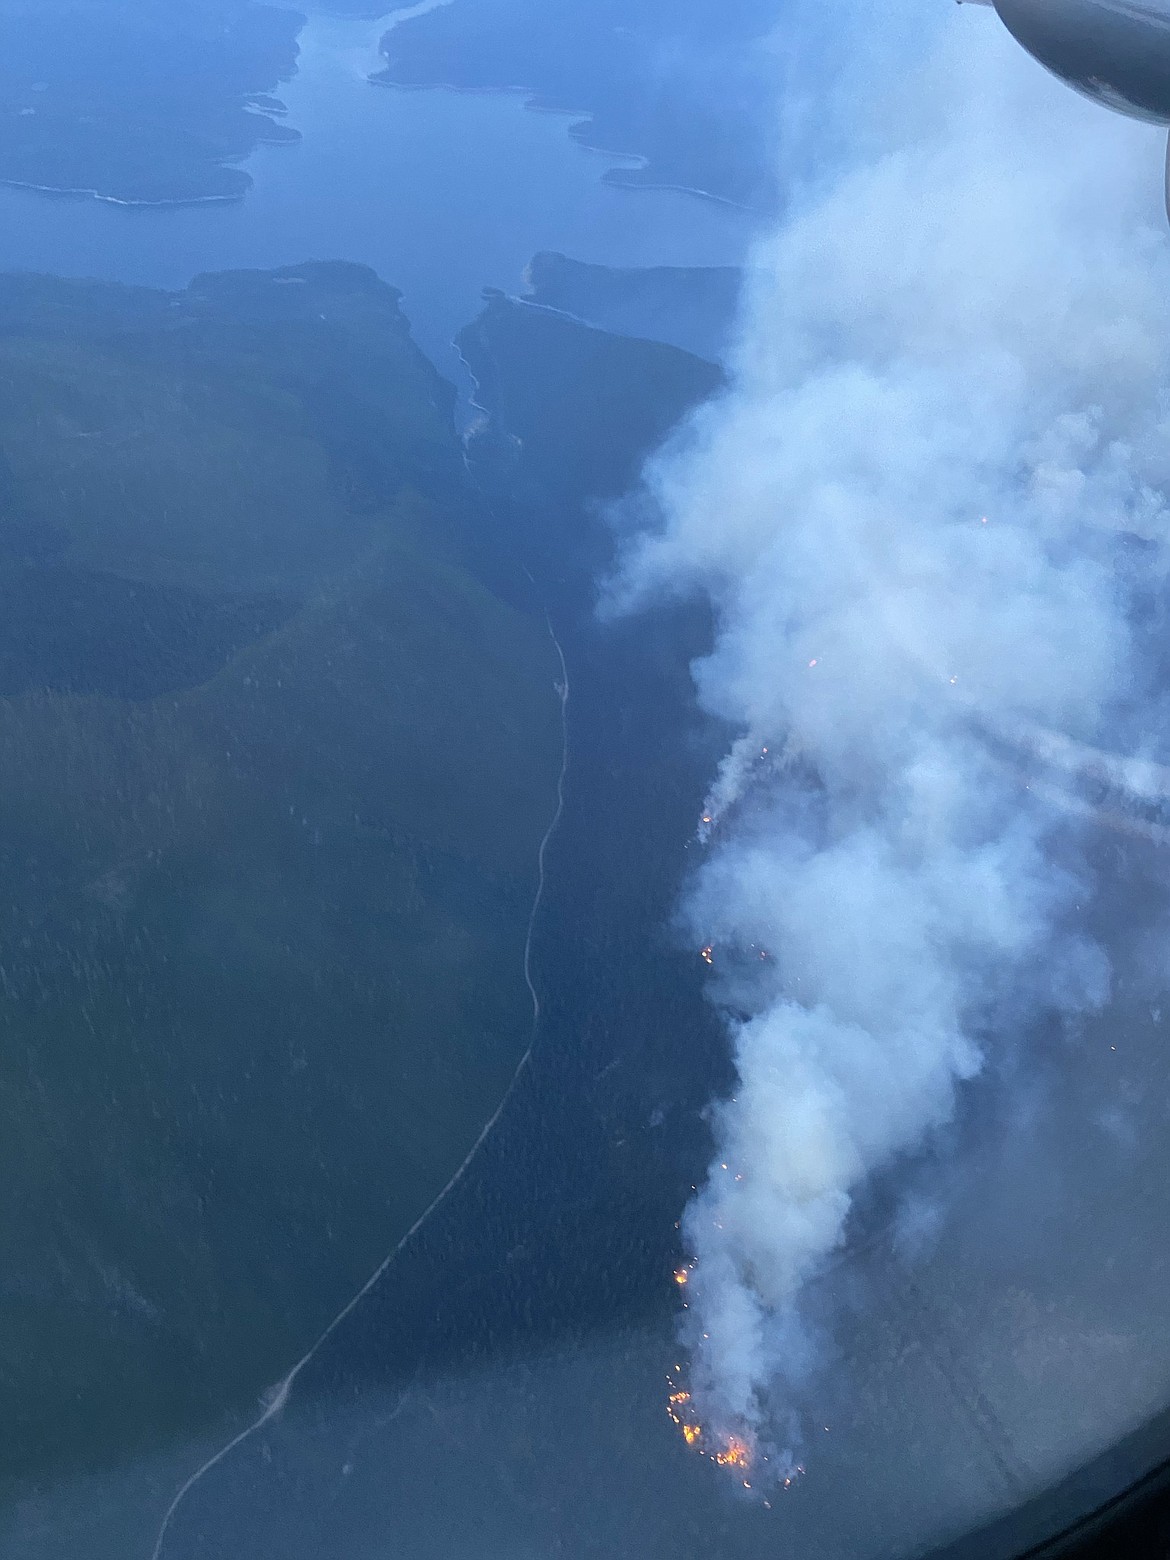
[614,1,1170,1461]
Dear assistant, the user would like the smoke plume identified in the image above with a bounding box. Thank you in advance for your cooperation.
[615,1,1170,1463]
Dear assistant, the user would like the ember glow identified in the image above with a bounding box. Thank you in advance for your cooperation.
[715,1436,752,1469]
[615,0,1170,1469]
[667,1359,760,1476]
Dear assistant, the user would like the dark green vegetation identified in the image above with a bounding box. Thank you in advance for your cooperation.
[378,0,781,209]
[52,288,748,1560]
[0,261,562,1476]
[166,287,747,1557]
[0,0,303,203]
[459,287,723,548]
[524,252,744,365]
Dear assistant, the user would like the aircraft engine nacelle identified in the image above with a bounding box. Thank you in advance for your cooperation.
[973,0,1170,125]
[958,0,1170,220]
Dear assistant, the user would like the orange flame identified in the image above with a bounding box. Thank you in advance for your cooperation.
[715,1436,752,1470]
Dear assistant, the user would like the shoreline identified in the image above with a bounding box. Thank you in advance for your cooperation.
[600,169,762,214]
[0,176,246,210]
[6,1,749,220]
[0,123,301,210]
[369,75,760,211]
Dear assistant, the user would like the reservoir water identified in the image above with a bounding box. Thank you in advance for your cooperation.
[0,7,757,381]
[0,13,757,1559]
[12,13,1169,1560]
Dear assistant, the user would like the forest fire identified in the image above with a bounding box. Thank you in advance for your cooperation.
[714,1436,751,1469]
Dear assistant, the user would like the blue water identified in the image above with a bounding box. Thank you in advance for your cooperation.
[4,13,1168,1560]
[0,8,756,381]
[0,21,758,1557]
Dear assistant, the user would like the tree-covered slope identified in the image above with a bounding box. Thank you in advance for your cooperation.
[523,252,744,366]
[0,0,303,203]
[377,0,782,210]
[0,261,562,1476]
